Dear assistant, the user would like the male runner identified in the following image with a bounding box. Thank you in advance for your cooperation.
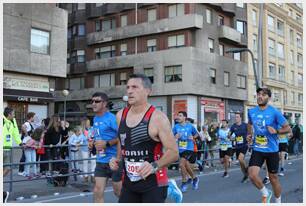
[278,125,292,176]
[247,87,291,203]
[110,74,179,203]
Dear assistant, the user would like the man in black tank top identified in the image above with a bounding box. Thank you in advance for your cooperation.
[110,74,179,203]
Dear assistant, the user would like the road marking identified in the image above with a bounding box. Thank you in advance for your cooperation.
[33,157,302,203]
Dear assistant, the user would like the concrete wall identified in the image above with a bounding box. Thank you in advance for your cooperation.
[3,3,68,78]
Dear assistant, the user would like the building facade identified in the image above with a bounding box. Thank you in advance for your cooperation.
[3,3,68,127]
[246,3,303,124]
[57,3,249,126]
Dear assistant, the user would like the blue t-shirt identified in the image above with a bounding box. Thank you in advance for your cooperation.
[218,128,232,150]
[172,123,197,153]
[93,112,118,163]
[230,123,248,148]
[248,105,287,153]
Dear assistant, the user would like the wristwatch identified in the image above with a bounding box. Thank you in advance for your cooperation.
[151,161,159,173]
[106,141,110,147]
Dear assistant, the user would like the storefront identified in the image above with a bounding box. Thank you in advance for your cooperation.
[200,97,225,125]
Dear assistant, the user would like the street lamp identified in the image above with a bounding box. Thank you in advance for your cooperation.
[62,89,69,122]
[225,48,260,89]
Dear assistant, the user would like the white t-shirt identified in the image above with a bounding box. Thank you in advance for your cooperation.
[24,121,34,133]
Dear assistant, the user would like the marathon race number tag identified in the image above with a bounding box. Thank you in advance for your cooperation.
[178,141,187,150]
[255,135,268,148]
[236,136,243,144]
[6,135,11,142]
[125,160,143,182]
[220,144,228,151]
[279,134,286,139]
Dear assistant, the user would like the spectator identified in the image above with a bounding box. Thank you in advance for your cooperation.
[207,122,219,167]
[38,118,50,174]
[292,118,302,156]
[60,120,70,160]
[201,125,211,168]
[69,126,84,172]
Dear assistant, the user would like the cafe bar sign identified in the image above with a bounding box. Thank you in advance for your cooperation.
[4,75,49,92]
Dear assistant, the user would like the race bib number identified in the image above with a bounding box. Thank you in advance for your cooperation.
[6,135,11,142]
[279,134,287,139]
[236,136,243,144]
[98,149,106,157]
[255,135,268,148]
[220,144,228,151]
[125,161,143,182]
[178,141,187,149]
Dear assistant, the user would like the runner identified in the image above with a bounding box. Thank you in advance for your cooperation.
[109,73,179,203]
[173,111,200,193]
[230,113,249,183]
[217,119,233,178]
[278,125,292,176]
[89,92,122,203]
[247,87,291,203]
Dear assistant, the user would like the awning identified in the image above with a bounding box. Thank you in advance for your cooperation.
[3,89,55,103]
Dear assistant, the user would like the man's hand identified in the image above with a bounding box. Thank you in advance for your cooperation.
[246,135,253,145]
[88,140,94,150]
[109,157,119,171]
[267,126,277,134]
[138,161,155,180]
[95,140,106,151]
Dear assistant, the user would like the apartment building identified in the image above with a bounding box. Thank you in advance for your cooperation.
[246,3,303,124]
[3,3,68,127]
[57,3,248,126]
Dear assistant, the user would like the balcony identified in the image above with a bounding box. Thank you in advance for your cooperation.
[218,25,246,46]
[87,14,203,45]
[86,4,135,19]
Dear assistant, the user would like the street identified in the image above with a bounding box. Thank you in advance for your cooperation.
[10,157,303,203]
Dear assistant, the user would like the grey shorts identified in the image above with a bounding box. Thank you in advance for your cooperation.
[94,162,122,182]
[3,150,11,169]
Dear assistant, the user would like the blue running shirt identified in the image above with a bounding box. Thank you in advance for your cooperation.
[172,123,197,153]
[248,105,287,153]
[93,111,118,163]
[218,128,232,151]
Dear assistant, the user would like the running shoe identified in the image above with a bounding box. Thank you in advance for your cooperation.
[3,191,9,203]
[18,171,26,176]
[222,172,229,178]
[241,175,248,183]
[192,177,200,190]
[262,190,272,203]
[180,182,188,193]
[262,177,270,185]
[167,179,183,203]
[186,178,192,185]
[278,168,285,176]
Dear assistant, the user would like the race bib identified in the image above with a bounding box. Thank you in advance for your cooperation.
[236,136,243,144]
[255,135,268,148]
[178,141,187,150]
[6,135,11,142]
[279,134,287,139]
[125,160,143,182]
[98,149,106,157]
[220,144,228,151]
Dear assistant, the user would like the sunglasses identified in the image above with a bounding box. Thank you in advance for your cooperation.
[91,100,104,104]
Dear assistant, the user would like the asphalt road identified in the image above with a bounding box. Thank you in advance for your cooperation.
[11,157,303,203]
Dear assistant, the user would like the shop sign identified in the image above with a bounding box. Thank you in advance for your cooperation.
[4,76,49,92]
[17,96,39,102]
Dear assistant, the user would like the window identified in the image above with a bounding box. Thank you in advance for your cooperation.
[70,51,76,64]
[291,71,295,84]
[210,68,216,84]
[96,45,116,59]
[224,72,229,87]
[237,75,246,89]
[296,14,302,23]
[168,34,185,49]
[95,20,101,32]
[147,39,157,52]
[290,29,294,44]
[278,65,285,81]
[165,65,182,83]
[291,91,295,105]
[70,77,84,90]
[168,4,184,18]
[219,44,224,56]
[208,38,214,53]
[72,25,77,36]
[277,43,284,59]
[144,68,154,83]
[290,50,294,65]
[284,90,288,105]
[96,3,104,7]
[288,9,293,17]
[120,72,127,85]
[121,15,127,27]
[217,15,224,26]
[236,3,244,8]
[67,53,70,64]
[297,33,302,48]
[298,73,303,87]
[236,20,245,34]
[78,24,85,36]
[272,91,281,103]
[252,10,257,26]
[94,73,115,87]
[102,19,116,31]
[268,15,274,31]
[234,53,241,61]
[268,38,275,56]
[297,53,303,67]
[298,93,303,105]
[30,28,50,54]
[253,34,257,52]
[206,9,212,24]
[148,8,157,22]
[77,50,85,63]
[68,28,72,39]
[120,44,127,56]
[277,20,284,36]
[269,63,276,79]
[77,3,85,10]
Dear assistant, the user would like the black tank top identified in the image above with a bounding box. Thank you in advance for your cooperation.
[118,106,168,191]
